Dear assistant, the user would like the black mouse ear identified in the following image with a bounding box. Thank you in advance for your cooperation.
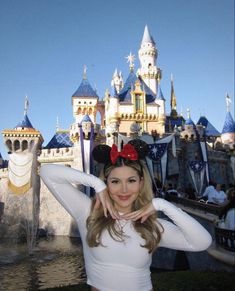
[128,139,149,159]
[92,144,111,164]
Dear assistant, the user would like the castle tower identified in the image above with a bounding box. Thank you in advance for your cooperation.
[221,94,235,145]
[105,86,120,143]
[2,96,43,193]
[70,66,99,144]
[137,25,161,95]
[170,74,178,118]
[111,69,123,94]
[156,78,166,119]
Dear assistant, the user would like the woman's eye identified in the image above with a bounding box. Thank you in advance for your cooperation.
[110,180,119,184]
[129,179,137,183]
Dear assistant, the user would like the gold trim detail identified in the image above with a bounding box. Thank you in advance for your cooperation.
[8,180,31,195]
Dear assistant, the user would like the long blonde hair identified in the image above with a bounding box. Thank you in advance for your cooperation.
[86,160,163,253]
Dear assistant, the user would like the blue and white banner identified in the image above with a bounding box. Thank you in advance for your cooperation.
[188,161,206,196]
[200,141,209,183]
[140,134,176,188]
[148,143,167,161]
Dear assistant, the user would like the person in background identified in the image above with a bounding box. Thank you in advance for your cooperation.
[202,182,227,205]
[219,187,235,230]
[40,141,212,291]
[201,181,215,201]
[165,183,178,196]
[208,183,227,205]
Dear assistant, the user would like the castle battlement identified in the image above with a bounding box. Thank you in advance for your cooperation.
[38,147,74,164]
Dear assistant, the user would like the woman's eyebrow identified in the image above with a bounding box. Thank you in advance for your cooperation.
[109,175,138,180]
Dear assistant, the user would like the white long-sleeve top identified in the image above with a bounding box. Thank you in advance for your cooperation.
[40,164,212,291]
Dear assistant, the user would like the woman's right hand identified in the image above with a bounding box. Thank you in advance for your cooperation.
[95,189,120,219]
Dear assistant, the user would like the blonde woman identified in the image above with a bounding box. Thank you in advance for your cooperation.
[40,141,212,291]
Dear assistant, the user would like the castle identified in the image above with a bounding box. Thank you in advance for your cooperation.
[0,26,234,237]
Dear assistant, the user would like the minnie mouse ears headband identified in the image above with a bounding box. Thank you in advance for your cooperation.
[92,139,149,165]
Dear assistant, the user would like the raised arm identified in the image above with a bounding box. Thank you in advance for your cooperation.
[153,198,212,251]
[123,198,212,252]
[40,164,106,222]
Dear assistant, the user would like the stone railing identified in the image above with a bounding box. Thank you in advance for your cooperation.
[214,224,235,252]
[164,194,225,217]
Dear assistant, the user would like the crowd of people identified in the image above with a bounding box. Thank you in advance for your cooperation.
[161,180,235,231]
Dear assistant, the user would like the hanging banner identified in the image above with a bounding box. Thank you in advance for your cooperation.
[8,152,33,194]
[200,141,209,183]
[148,143,167,161]
[188,160,206,196]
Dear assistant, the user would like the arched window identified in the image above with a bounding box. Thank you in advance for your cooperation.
[6,140,13,152]
[22,140,28,151]
[14,140,20,151]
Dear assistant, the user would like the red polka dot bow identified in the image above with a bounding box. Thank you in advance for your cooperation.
[110,144,138,164]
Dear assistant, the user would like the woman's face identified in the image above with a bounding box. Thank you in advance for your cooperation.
[106,165,143,214]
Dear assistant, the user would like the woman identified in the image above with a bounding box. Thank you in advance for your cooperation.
[40,141,212,291]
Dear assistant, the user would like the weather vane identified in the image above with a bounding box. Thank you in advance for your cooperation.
[126,52,135,71]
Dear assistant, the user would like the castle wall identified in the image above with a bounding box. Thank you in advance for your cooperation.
[38,145,84,237]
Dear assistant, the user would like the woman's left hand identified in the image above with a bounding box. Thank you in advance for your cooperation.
[95,189,120,219]
[121,201,156,223]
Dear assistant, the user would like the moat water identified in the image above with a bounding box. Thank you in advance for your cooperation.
[0,236,86,291]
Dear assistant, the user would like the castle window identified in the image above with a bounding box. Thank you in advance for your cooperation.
[6,140,12,152]
[14,140,20,151]
[135,94,143,113]
[22,140,28,151]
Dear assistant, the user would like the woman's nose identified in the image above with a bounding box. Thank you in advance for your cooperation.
[121,183,127,193]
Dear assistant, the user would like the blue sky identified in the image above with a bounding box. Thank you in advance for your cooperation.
[0,0,234,159]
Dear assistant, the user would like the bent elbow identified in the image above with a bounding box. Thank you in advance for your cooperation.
[194,231,212,252]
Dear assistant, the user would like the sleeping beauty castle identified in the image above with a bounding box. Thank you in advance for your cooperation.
[0,26,234,240]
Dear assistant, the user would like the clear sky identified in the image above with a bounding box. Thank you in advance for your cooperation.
[0,0,234,159]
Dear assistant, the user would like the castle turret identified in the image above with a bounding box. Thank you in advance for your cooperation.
[156,79,166,119]
[2,96,43,194]
[221,94,235,145]
[2,96,43,155]
[71,66,99,144]
[170,74,178,118]
[105,86,120,138]
[137,25,161,95]
[111,69,123,94]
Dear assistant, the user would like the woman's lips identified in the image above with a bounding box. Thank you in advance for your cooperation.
[118,195,131,201]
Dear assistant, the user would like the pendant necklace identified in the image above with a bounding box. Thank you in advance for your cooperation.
[116,219,128,234]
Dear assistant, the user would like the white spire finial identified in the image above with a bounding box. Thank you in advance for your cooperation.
[24,95,29,115]
[83,65,87,79]
[126,52,135,72]
[171,73,174,82]
[226,93,231,112]
[180,106,183,116]
[187,108,190,119]
[56,116,59,131]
